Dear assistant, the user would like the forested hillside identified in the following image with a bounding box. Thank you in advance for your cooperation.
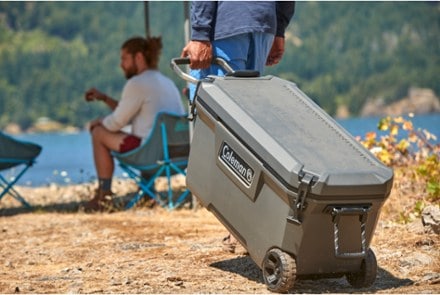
[0,1,438,131]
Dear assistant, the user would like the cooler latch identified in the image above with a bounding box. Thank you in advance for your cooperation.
[287,173,316,225]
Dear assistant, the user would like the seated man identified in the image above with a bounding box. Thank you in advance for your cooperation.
[84,36,185,211]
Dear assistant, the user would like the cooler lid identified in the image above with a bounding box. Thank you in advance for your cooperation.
[196,75,393,197]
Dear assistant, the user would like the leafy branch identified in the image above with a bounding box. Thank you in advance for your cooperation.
[358,114,439,223]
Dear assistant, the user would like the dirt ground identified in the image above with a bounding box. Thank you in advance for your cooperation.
[0,178,439,294]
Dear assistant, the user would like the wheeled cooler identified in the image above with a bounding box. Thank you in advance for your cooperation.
[171,58,393,293]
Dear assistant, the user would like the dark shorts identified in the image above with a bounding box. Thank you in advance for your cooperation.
[119,135,141,153]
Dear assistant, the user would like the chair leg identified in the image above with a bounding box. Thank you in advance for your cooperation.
[165,165,174,209]
[121,164,167,209]
[0,173,31,208]
[119,161,191,210]
[125,188,155,209]
[170,189,191,210]
[164,162,191,210]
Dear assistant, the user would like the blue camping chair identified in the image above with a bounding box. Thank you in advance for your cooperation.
[113,112,191,210]
[0,132,42,208]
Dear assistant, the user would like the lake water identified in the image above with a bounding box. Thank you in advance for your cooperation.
[6,113,440,187]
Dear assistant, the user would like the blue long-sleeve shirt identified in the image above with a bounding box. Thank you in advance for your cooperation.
[190,1,295,41]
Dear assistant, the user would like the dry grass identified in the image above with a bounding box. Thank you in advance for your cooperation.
[381,166,434,223]
[0,173,439,293]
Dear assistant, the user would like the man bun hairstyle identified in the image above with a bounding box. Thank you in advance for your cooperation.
[145,36,162,69]
[121,36,162,69]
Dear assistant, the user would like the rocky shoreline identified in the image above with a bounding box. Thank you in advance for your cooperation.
[4,88,440,134]
[3,117,81,135]
[360,87,440,118]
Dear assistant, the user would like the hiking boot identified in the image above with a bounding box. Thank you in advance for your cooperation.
[83,189,114,212]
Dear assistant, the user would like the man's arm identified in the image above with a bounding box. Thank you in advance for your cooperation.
[276,1,295,38]
[181,1,217,69]
[190,1,217,41]
[101,81,144,132]
[85,87,118,110]
[267,1,295,66]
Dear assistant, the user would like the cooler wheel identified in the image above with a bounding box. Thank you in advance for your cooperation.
[346,248,377,288]
[262,248,296,293]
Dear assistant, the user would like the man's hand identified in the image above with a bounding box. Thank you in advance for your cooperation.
[266,37,285,66]
[88,118,103,132]
[181,40,213,69]
[85,88,107,102]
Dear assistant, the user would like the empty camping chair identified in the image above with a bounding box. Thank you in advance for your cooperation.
[0,132,42,208]
[113,112,190,210]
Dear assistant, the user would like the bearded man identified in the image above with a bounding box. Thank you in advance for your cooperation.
[83,36,185,211]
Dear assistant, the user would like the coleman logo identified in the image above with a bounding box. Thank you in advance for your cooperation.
[219,142,254,186]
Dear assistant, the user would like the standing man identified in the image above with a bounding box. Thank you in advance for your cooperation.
[181,1,295,251]
[181,1,295,99]
[84,36,185,211]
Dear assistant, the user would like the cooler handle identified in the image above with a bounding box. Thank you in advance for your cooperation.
[327,205,371,259]
[170,57,199,84]
[170,57,258,84]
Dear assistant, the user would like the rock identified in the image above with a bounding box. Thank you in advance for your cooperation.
[422,205,440,234]
[421,273,440,284]
[5,261,14,268]
[400,252,433,268]
[4,123,22,134]
[27,117,64,133]
[407,219,425,234]
[25,117,80,133]
[361,87,440,117]
[335,104,351,119]
[361,97,386,117]
[388,88,440,116]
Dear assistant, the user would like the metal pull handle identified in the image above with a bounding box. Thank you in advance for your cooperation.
[170,57,236,84]
[213,57,235,73]
[328,205,371,259]
[170,57,198,84]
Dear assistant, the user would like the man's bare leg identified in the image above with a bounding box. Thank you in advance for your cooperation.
[91,125,126,180]
[85,125,126,211]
